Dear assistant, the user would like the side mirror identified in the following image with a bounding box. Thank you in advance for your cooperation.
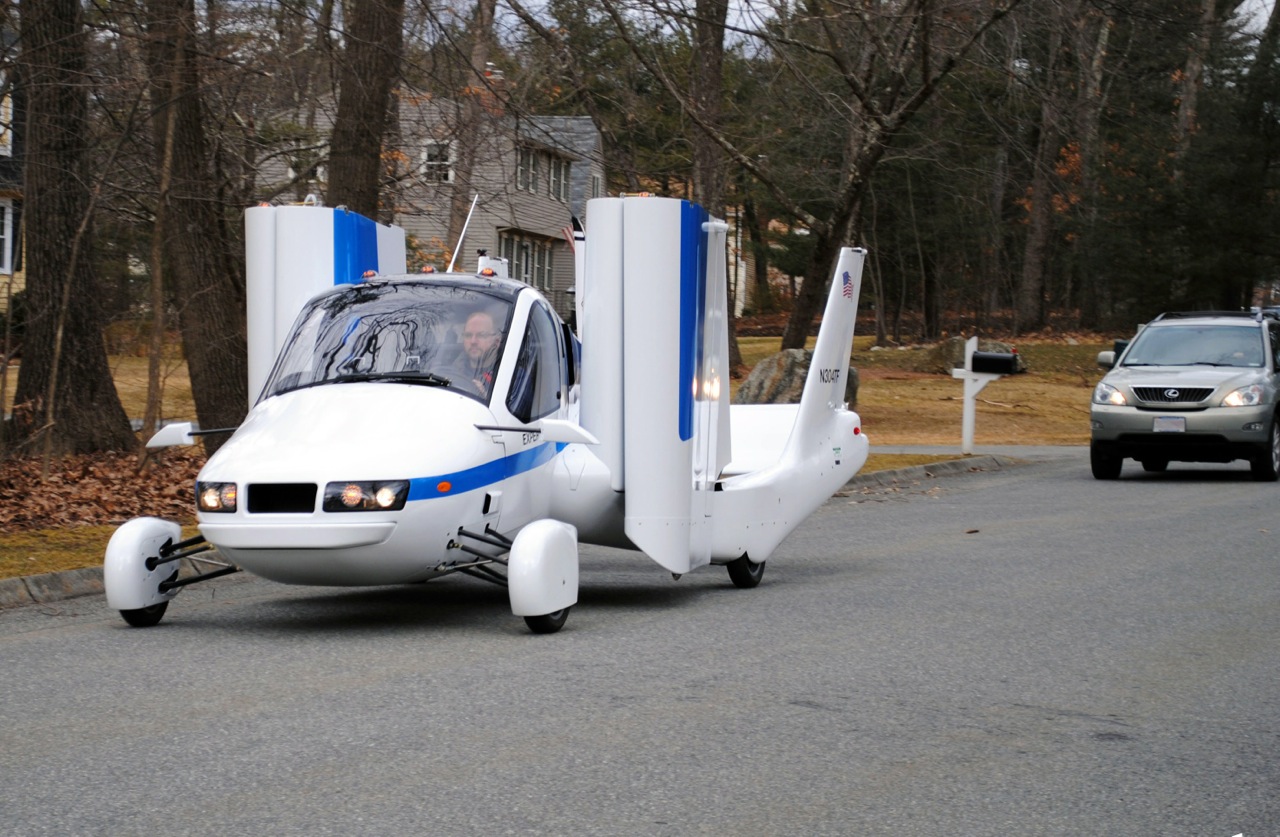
[145,421,195,449]
[1096,351,1116,369]
[534,419,600,446]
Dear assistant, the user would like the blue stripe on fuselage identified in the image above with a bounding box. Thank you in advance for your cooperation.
[405,441,566,501]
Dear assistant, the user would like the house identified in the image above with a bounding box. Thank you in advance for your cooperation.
[380,92,605,321]
[257,83,606,322]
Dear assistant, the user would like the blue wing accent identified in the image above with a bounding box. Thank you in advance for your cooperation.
[678,201,709,442]
[405,442,567,501]
[333,210,380,284]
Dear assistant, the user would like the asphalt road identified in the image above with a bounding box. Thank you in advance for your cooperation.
[1,453,1277,836]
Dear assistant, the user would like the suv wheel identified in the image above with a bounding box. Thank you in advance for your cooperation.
[1091,443,1122,480]
[1250,420,1280,482]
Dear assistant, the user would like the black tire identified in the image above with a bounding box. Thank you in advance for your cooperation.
[726,555,765,589]
[120,601,168,628]
[1090,444,1122,480]
[1251,420,1280,482]
[1141,459,1168,473]
[524,607,569,634]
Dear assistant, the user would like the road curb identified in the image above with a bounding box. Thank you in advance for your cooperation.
[0,558,207,612]
[3,457,1026,610]
[845,454,1018,488]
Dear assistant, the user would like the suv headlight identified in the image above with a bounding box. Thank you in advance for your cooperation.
[1092,382,1126,406]
[1223,384,1265,407]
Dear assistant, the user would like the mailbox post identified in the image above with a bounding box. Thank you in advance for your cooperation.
[949,336,1019,454]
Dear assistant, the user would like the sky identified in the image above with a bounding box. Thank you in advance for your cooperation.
[1240,0,1274,32]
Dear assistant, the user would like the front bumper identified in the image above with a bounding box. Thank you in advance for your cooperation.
[1091,403,1272,462]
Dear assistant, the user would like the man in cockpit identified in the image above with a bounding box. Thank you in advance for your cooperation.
[448,310,502,397]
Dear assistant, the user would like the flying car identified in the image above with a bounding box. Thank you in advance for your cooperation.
[105,196,870,632]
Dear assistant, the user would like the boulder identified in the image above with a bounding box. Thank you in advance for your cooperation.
[735,348,859,407]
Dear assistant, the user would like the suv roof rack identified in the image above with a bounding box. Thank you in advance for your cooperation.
[1152,310,1273,322]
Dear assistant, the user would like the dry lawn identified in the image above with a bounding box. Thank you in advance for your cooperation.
[739,335,1103,446]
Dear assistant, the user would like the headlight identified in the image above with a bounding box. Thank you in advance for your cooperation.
[1092,382,1126,406]
[323,480,409,512]
[1223,384,1265,407]
[197,481,238,513]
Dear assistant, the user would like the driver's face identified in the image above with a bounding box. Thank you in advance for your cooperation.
[462,313,499,360]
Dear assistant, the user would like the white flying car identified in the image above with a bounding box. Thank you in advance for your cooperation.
[105,195,869,632]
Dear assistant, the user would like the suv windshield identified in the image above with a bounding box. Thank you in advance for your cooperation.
[260,282,513,402]
[1123,324,1264,368]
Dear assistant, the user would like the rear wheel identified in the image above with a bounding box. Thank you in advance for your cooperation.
[1250,420,1280,482]
[726,555,765,589]
[119,602,168,628]
[1090,444,1122,480]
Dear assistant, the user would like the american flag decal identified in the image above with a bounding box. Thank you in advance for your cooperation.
[841,271,853,299]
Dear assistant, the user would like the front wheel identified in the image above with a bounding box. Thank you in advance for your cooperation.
[1090,444,1122,480]
[119,602,168,628]
[524,607,569,634]
[1250,420,1280,482]
[726,555,765,589]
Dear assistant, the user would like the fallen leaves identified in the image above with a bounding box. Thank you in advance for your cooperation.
[0,448,203,533]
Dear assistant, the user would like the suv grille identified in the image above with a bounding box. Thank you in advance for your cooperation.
[1132,386,1212,404]
[247,483,317,513]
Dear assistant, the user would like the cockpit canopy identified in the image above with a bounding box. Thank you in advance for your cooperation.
[260,280,516,403]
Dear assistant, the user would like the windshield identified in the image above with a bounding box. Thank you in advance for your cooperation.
[1123,324,1264,368]
[260,281,514,402]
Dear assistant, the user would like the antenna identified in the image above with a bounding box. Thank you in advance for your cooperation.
[446,194,480,273]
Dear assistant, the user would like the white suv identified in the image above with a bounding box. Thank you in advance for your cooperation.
[1090,311,1280,480]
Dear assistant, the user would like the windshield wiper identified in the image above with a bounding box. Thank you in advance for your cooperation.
[331,371,453,386]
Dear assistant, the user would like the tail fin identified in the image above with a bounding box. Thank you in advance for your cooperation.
[707,247,869,563]
[783,247,866,460]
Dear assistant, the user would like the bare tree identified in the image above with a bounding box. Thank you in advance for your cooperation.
[553,0,1021,348]
[10,0,135,456]
[143,0,248,448]
[327,0,406,218]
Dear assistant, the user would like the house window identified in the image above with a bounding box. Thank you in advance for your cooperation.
[516,242,531,282]
[549,158,569,202]
[499,233,553,292]
[534,243,553,292]
[517,147,541,192]
[421,142,452,183]
[0,200,13,274]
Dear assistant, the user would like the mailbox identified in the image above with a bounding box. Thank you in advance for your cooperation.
[971,351,1019,375]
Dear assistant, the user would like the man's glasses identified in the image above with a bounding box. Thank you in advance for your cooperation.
[463,331,496,340]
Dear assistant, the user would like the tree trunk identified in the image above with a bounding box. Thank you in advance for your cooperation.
[144,0,248,451]
[1073,10,1113,327]
[1173,0,1218,179]
[447,0,497,253]
[326,0,406,219]
[742,192,775,314]
[10,0,135,456]
[1015,15,1064,334]
[690,0,742,371]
